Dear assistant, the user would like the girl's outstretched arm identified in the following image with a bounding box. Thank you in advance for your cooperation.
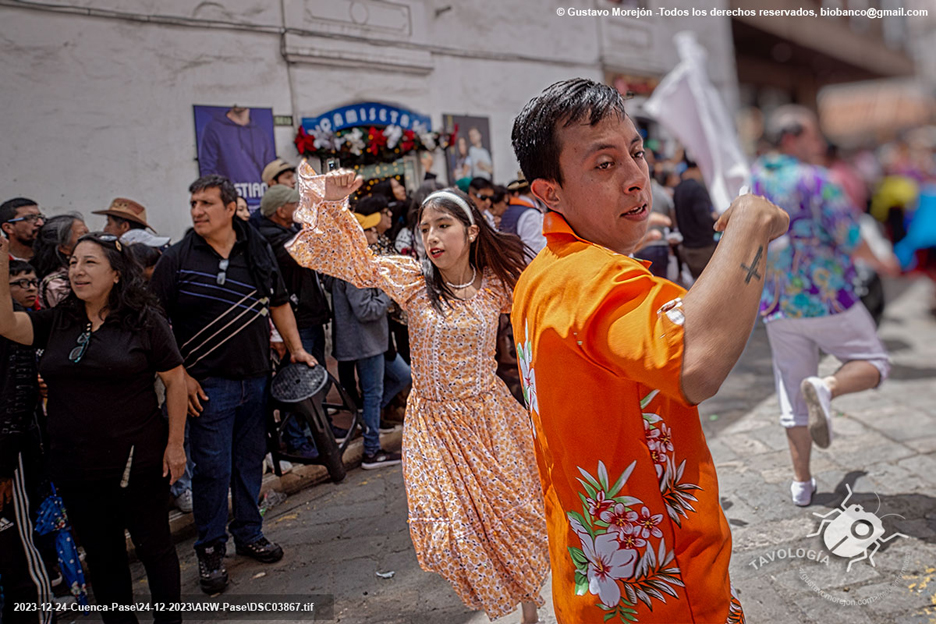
[287,163,423,308]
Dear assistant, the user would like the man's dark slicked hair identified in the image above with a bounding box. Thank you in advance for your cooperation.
[189,175,238,206]
[1,197,38,224]
[511,78,627,186]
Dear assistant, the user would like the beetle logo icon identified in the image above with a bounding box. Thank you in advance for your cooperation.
[807,484,907,572]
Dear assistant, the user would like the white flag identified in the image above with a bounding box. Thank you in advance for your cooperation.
[644,32,750,214]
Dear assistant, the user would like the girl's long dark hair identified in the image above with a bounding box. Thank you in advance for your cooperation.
[418,188,529,313]
[61,232,161,331]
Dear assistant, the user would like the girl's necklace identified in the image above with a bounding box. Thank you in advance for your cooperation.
[445,266,477,289]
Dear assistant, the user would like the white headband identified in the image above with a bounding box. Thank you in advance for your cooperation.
[422,191,475,226]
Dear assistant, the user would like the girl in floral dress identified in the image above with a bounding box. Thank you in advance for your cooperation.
[288,164,549,623]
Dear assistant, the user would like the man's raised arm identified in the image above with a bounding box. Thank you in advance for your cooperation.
[680,194,789,404]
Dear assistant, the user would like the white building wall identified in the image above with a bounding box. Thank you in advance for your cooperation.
[0,0,739,242]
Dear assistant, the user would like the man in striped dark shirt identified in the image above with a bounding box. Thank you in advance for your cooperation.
[151,175,316,594]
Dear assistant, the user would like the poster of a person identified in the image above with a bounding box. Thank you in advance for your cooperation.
[444,115,493,183]
[468,127,493,180]
[193,105,275,206]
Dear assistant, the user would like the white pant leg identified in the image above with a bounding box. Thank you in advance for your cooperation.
[809,303,890,385]
[766,318,820,428]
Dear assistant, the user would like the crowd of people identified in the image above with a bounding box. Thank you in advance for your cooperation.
[1,76,934,624]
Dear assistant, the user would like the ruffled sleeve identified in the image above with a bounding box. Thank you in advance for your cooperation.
[287,162,424,308]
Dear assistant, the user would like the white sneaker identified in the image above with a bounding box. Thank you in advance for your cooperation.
[801,377,833,449]
[791,478,817,507]
[175,489,193,513]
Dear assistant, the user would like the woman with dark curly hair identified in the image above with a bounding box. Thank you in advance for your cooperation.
[32,212,88,308]
[0,232,187,624]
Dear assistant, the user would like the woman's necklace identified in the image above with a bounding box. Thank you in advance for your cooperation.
[445,266,477,290]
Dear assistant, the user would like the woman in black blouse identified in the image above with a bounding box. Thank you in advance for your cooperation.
[0,232,187,623]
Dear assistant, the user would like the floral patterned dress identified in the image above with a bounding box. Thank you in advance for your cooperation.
[511,212,744,624]
[288,165,549,620]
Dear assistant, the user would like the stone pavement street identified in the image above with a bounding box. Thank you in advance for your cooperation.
[113,277,934,624]
[717,277,936,623]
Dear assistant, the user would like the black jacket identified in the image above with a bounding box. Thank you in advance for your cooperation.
[255,216,330,327]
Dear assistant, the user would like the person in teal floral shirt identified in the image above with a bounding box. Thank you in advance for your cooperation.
[752,105,892,507]
[753,153,862,320]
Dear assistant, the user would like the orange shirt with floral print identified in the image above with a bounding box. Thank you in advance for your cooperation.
[511,212,744,624]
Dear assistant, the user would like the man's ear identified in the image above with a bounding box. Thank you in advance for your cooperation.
[531,179,563,214]
[0,223,11,236]
[225,202,237,218]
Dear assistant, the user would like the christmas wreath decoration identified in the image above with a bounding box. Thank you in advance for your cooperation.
[295,124,457,167]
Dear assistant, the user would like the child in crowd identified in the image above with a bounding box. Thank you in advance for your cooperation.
[0,258,51,624]
[8,260,39,310]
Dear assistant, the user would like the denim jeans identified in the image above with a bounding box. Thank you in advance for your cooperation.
[189,375,269,548]
[354,353,411,455]
[297,325,326,365]
[282,325,326,449]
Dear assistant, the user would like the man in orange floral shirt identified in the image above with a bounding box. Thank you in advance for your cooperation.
[510,79,789,623]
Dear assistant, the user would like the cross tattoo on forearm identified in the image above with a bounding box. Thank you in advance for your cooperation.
[741,246,763,283]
